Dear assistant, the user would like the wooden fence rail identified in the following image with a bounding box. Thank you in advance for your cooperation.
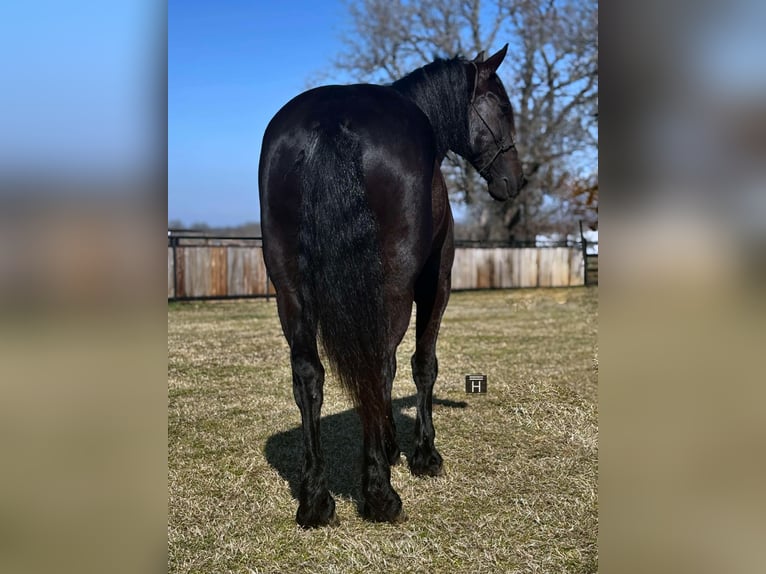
[167,236,590,300]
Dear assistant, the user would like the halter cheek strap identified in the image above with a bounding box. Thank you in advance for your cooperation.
[470,61,479,102]
[469,62,517,179]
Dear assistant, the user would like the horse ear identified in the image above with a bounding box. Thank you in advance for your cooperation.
[484,44,508,73]
[473,50,486,63]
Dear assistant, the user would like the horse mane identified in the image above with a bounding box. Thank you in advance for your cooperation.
[391,57,472,158]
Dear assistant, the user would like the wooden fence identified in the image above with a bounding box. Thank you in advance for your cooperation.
[168,233,591,300]
[585,254,598,286]
[451,246,584,289]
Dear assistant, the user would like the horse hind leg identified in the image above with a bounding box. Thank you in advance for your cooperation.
[360,300,412,523]
[292,346,338,528]
[276,289,338,528]
[359,359,406,524]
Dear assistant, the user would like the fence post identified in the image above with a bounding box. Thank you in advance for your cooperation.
[170,231,179,300]
[579,220,588,285]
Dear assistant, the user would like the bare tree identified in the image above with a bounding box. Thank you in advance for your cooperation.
[333,0,598,240]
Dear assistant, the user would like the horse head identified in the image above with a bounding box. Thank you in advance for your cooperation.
[466,45,527,201]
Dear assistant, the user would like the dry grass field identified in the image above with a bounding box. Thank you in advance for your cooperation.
[168,287,598,573]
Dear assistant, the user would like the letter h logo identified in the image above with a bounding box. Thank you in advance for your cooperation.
[465,374,487,394]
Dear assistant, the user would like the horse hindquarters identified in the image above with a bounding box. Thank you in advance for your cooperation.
[295,126,405,524]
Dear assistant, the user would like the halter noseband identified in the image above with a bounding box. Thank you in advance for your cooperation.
[469,62,516,179]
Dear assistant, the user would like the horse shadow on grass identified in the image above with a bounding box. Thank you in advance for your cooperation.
[263,394,467,510]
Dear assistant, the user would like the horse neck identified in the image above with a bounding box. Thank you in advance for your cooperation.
[392,62,471,161]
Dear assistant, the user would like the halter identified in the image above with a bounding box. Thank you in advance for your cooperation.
[469,62,517,179]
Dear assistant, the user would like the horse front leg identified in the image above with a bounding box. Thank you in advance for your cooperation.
[383,353,401,466]
[410,249,452,477]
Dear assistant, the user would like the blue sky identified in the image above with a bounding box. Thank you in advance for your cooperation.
[1,1,158,180]
[169,1,352,227]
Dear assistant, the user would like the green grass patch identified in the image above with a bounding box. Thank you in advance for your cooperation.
[169,287,598,573]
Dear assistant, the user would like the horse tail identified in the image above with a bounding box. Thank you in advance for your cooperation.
[298,126,389,430]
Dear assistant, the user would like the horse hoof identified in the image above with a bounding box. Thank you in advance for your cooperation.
[297,495,339,528]
[390,509,408,524]
[361,499,405,524]
[411,465,444,477]
[297,508,339,529]
[409,451,444,477]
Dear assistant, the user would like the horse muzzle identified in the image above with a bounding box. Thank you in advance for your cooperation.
[499,175,526,200]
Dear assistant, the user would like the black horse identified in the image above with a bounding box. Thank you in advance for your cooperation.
[258,45,525,528]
